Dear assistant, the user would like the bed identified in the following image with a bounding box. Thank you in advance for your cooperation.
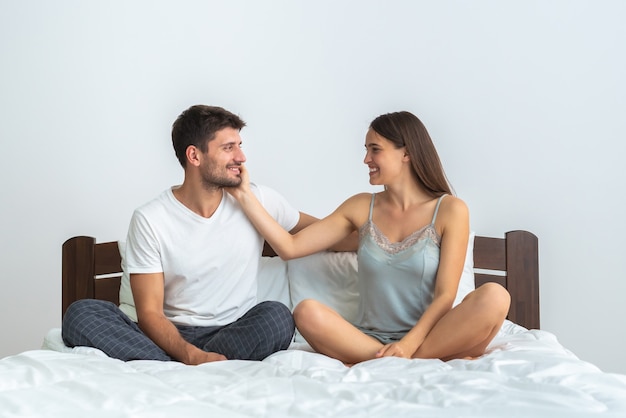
[1,231,626,417]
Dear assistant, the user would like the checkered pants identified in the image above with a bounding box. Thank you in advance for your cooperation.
[61,299,295,361]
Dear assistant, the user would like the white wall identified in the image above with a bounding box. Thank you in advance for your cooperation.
[1,1,625,373]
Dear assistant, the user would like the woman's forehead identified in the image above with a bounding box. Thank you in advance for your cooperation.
[365,129,391,146]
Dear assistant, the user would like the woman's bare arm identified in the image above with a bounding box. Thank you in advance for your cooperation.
[227,165,358,259]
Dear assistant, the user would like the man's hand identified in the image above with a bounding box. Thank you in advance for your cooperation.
[185,345,227,365]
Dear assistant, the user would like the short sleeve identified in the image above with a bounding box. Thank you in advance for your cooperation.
[125,210,163,274]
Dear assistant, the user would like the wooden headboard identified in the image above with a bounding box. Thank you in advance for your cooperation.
[62,230,540,329]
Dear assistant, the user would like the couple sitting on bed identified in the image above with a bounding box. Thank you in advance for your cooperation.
[62,104,510,365]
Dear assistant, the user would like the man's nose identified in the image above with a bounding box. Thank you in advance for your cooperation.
[235,148,246,163]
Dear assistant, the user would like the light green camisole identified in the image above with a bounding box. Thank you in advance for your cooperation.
[354,193,445,344]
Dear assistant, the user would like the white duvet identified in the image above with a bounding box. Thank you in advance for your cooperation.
[1,321,626,417]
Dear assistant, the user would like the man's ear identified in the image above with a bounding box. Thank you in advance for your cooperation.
[186,145,201,167]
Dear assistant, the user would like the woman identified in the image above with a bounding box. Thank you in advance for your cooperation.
[228,111,510,364]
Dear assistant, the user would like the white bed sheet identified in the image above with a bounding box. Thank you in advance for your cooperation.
[2,321,626,417]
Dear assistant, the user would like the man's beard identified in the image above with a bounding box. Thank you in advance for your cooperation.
[200,167,242,191]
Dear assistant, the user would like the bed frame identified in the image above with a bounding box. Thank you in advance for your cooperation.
[61,230,540,329]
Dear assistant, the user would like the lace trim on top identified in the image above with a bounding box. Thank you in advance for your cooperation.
[359,221,441,255]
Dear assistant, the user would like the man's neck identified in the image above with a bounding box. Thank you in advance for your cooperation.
[172,182,224,219]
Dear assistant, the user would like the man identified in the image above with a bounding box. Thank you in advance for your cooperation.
[62,105,319,364]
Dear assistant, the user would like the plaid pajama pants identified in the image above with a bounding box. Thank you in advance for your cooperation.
[61,299,295,361]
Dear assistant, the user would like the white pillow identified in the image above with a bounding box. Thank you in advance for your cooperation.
[117,240,138,322]
[287,251,359,342]
[257,257,291,309]
[454,231,476,307]
[117,241,291,320]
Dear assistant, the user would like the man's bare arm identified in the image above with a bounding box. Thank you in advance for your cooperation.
[130,272,227,365]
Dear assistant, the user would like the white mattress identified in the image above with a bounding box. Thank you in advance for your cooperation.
[1,321,626,417]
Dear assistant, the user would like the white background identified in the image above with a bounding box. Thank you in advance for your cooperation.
[1,1,624,373]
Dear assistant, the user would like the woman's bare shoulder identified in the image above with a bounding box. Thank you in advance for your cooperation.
[346,192,375,203]
[338,192,376,210]
[437,195,469,226]
[441,195,468,213]
[335,192,376,224]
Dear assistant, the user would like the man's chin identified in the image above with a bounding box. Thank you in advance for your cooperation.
[202,175,242,191]
[217,178,242,188]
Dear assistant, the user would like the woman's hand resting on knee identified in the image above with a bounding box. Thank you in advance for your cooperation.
[375,339,418,359]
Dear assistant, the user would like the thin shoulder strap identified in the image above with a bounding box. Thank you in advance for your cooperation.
[368,193,376,221]
[431,194,447,225]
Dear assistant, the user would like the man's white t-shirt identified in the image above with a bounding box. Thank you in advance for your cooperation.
[120,184,299,327]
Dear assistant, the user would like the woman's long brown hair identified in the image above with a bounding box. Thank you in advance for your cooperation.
[370,111,453,197]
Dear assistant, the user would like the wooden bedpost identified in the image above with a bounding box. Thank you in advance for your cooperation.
[62,236,96,318]
[505,230,540,330]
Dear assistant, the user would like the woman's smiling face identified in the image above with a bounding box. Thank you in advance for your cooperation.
[363,128,407,186]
